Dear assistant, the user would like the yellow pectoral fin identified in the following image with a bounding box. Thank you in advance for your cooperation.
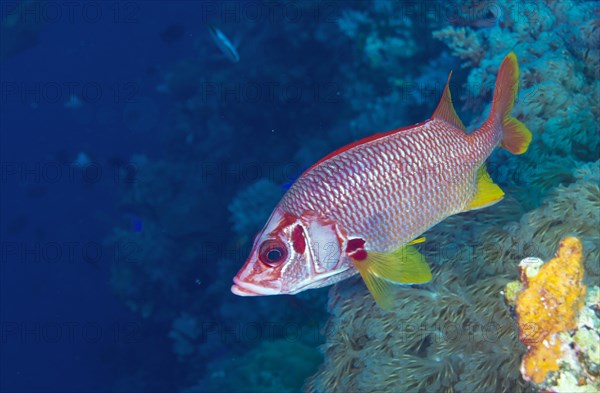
[351,245,432,310]
[466,165,505,211]
[354,268,397,310]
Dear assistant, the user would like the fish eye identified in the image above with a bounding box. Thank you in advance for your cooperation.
[259,239,288,266]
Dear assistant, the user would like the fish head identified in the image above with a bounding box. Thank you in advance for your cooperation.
[232,206,352,297]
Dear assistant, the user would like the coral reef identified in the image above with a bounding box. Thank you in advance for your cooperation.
[477,160,600,283]
[306,272,528,393]
[434,0,600,207]
[104,1,599,392]
[337,1,442,71]
[183,339,322,393]
[307,160,598,393]
[331,1,449,137]
[505,238,599,392]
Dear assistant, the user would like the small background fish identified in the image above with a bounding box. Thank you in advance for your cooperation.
[208,25,239,63]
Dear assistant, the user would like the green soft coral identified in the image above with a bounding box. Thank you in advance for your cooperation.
[307,161,599,393]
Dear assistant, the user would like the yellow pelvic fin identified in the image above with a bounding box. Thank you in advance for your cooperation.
[431,71,466,132]
[466,165,505,211]
[351,243,432,310]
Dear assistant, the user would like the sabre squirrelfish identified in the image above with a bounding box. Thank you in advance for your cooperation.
[232,53,532,309]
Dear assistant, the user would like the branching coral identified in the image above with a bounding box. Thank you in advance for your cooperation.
[432,26,485,67]
[434,0,600,205]
[322,0,453,144]
[337,1,441,71]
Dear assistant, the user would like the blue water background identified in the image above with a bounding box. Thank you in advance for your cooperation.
[1,3,206,391]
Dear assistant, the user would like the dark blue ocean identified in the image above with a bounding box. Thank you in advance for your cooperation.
[1,1,598,392]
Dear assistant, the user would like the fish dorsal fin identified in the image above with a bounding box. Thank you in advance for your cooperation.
[351,243,432,310]
[431,71,466,132]
[466,164,505,211]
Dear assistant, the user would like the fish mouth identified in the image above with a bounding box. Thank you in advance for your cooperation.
[231,283,260,296]
[231,277,280,296]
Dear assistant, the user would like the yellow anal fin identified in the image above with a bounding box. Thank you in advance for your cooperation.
[408,236,426,245]
[351,244,432,310]
[466,164,505,211]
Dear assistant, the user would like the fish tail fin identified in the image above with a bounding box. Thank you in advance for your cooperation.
[488,52,532,155]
